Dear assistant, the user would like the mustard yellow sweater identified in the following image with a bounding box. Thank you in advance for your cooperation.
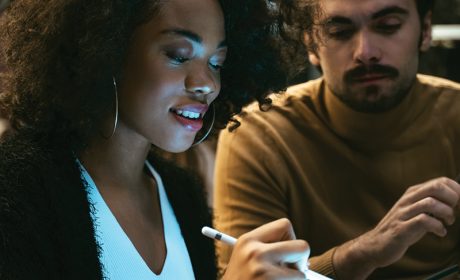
[214,75,460,279]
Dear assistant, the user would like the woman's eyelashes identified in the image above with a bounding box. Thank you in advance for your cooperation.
[164,48,225,71]
[208,57,225,71]
[165,50,191,65]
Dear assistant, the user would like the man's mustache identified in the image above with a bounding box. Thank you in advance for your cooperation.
[344,64,399,82]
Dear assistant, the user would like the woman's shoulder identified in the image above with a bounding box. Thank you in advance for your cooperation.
[0,132,102,279]
[0,132,60,216]
[0,131,79,214]
[0,133,50,186]
[0,131,51,167]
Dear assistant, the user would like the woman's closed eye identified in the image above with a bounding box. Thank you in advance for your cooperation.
[166,51,191,65]
[209,49,227,71]
[208,58,225,71]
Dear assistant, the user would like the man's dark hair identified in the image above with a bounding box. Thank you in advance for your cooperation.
[301,0,435,53]
[416,0,435,24]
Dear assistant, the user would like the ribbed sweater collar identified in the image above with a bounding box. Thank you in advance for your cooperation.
[317,76,428,150]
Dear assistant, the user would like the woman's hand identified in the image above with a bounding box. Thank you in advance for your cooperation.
[223,218,310,280]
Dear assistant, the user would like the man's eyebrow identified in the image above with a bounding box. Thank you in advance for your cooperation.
[320,6,409,26]
[321,16,353,26]
[160,28,227,48]
[371,6,409,19]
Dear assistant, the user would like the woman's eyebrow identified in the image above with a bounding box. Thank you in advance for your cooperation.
[160,28,226,48]
[161,28,202,43]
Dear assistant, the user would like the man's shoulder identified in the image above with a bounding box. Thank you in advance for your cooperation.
[236,77,324,124]
[220,78,325,141]
[285,77,324,98]
[417,74,460,93]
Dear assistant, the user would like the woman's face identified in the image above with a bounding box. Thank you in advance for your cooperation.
[118,0,226,153]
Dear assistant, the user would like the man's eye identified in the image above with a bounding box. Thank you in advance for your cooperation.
[375,24,401,34]
[326,27,355,40]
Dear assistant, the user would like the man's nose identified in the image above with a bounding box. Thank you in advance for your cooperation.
[353,30,382,64]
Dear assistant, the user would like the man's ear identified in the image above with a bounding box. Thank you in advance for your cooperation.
[308,52,320,66]
[303,32,321,66]
[420,11,432,52]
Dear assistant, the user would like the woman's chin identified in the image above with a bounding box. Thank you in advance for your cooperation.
[155,137,195,153]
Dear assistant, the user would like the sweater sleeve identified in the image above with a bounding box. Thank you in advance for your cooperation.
[214,114,292,273]
[0,143,59,279]
[309,248,338,278]
[213,111,341,278]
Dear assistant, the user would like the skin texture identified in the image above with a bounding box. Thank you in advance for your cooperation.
[117,0,227,153]
[305,0,460,278]
[307,0,432,113]
[334,178,460,279]
[82,0,226,273]
[224,218,310,280]
[80,0,309,277]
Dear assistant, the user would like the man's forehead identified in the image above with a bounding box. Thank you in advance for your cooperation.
[316,0,414,21]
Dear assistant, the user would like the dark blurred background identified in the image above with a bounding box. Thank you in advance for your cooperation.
[419,0,460,82]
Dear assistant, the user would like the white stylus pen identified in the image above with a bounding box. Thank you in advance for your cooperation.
[201,226,237,246]
[201,226,332,280]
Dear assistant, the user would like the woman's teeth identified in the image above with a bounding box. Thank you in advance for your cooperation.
[172,109,201,119]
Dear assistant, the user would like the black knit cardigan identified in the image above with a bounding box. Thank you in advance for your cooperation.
[0,133,217,280]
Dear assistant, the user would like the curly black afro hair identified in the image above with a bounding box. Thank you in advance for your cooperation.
[0,0,315,150]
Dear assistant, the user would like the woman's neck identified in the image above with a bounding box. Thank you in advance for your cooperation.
[79,124,152,191]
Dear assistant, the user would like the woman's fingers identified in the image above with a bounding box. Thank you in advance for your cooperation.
[262,239,310,271]
[240,218,297,243]
[225,218,310,280]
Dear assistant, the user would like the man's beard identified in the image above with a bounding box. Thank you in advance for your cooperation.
[334,64,411,113]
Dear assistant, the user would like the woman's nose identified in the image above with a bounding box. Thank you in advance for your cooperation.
[185,66,217,95]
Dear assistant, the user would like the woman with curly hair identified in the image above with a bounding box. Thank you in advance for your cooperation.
[0,0,311,279]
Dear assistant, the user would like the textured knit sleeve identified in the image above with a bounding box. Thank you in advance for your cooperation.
[214,112,292,274]
[0,138,60,280]
[213,105,340,278]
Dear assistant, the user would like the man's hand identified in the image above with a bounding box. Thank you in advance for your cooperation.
[333,177,460,280]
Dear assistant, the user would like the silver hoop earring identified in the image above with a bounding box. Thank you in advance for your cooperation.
[192,103,215,146]
[102,76,119,139]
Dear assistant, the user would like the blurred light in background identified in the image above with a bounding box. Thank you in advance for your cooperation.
[432,25,460,41]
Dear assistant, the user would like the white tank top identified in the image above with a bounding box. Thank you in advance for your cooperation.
[80,161,196,280]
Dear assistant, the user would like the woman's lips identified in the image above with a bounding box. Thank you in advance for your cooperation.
[170,104,208,132]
